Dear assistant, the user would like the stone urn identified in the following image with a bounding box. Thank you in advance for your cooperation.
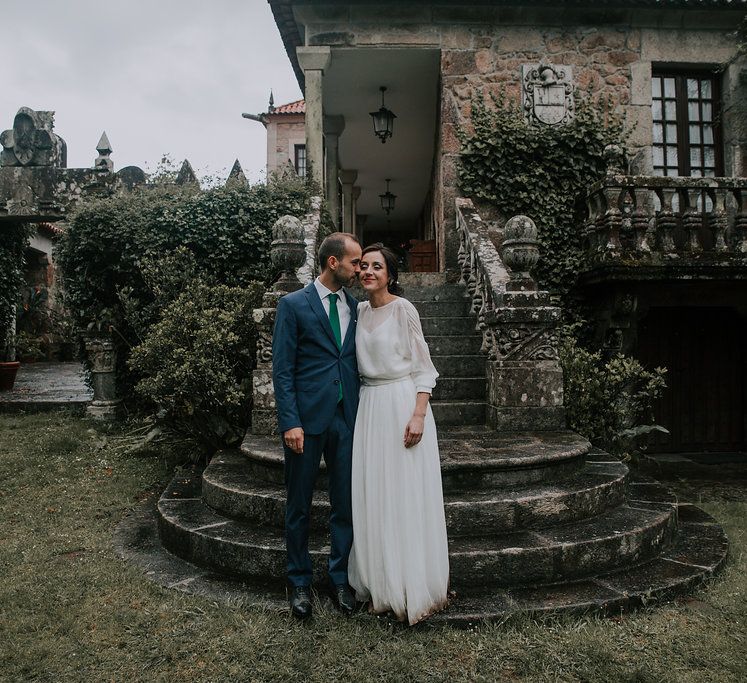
[500,215,540,291]
[268,215,306,299]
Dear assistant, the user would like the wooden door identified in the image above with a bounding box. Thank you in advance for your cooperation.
[636,307,745,454]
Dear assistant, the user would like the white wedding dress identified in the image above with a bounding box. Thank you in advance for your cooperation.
[348,297,450,625]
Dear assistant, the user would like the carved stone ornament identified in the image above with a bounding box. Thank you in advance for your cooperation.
[495,326,559,361]
[500,215,540,290]
[0,107,67,167]
[521,64,574,126]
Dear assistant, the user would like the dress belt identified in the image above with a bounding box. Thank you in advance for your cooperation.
[360,375,411,387]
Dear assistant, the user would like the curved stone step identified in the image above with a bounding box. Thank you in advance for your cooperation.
[158,471,673,587]
[239,430,591,491]
[202,450,627,535]
[431,507,728,625]
[448,502,677,587]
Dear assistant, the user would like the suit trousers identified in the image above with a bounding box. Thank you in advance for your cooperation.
[284,403,353,588]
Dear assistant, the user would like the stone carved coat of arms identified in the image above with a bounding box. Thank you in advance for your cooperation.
[521,64,575,126]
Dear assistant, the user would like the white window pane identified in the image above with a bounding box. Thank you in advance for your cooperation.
[689,124,701,144]
[703,125,714,144]
[702,102,712,122]
[653,123,664,143]
[688,101,700,121]
[687,79,699,99]
[665,100,677,120]
[667,146,679,166]
[664,78,676,97]
[690,147,702,167]
[704,147,715,167]
[653,146,664,166]
[652,100,663,120]
[691,168,703,178]
[666,123,678,143]
[652,78,662,98]
[701,80,712,98]
[704,168,716,178]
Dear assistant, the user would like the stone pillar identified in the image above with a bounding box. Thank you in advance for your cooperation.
[352,186,361,238]
[339,169,357,233]
[297,47,331,189]
[251,215,307,435]
[323,116,345,228]
[356,214,368,243]
[487,216,565,431]
[84,334,122,419]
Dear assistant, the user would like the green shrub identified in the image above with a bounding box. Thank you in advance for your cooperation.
[128,281,264,451]
[56,175,315,401]
[0,223,32,359]
[560,337,667,456]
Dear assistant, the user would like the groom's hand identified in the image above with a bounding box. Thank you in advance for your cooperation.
[284,427,305,454]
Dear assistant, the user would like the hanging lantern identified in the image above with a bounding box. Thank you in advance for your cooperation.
[369,86,396,144]
[379,178,396,214]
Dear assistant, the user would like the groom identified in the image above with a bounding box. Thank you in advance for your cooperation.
[272,232,362,619]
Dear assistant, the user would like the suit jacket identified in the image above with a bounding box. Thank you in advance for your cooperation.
[272,283,360,435]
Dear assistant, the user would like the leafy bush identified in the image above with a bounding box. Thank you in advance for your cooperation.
[459,91,626,299]
[56,175,315,401]
[560,336,667,456]
[128,281,264,451]
[0,223,32,360]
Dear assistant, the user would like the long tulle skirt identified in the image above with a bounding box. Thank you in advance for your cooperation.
[348,378,450,625]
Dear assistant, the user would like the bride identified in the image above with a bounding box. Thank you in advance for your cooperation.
[348,243,449,625]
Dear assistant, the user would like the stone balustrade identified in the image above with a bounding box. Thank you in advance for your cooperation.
[455,197,565,431]
[584,175,747,265]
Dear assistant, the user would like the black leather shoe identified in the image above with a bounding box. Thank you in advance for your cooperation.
[332,583,356,615]
[289,586,312,619]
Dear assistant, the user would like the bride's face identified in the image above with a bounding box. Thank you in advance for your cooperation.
[359,251,388,294]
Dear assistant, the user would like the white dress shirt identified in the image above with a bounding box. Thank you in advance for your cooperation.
[313,277,351,342]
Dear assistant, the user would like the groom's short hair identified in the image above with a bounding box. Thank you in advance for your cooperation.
[318,232,360,271]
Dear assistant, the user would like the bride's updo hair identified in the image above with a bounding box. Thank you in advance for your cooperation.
[361,243,403,296]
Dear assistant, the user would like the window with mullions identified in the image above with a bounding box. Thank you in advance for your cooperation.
[651,72,722,177]
[294,144,307,178]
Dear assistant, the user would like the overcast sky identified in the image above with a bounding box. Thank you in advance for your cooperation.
[1,0,301,183]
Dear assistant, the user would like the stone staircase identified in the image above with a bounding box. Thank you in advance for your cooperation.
[154,273,728,624]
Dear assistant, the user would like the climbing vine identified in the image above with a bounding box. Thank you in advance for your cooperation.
[0,223,32,359]
[459,91,626,301]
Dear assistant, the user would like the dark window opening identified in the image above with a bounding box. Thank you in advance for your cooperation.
[294,144,306,178]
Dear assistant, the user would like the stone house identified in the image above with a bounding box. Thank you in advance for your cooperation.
[266,0,746,456]
[243,96,308,178]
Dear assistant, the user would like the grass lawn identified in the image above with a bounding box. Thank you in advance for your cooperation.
[1,412,745,683]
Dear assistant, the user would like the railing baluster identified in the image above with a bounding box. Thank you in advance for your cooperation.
[654,187,678,255]
[733,188,747,254]
[707,188,729,253]
[682,187,703,253]
[631,187,652,253]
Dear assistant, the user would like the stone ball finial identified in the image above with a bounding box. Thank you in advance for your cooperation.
[270,215,306,294]
[500,215,540,291]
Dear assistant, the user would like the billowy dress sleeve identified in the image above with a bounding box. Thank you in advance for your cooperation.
[398,299,439,394]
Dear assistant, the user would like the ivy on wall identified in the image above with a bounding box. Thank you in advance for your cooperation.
[458,91,626,300]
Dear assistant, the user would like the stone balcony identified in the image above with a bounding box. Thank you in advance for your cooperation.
[580,174,747,285]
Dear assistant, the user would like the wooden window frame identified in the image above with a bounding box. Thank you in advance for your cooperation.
[294,144,306,178]
[651,66,724,177]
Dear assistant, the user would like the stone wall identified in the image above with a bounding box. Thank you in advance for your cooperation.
[300,5,744,269]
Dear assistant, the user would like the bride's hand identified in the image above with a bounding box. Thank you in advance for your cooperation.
[404,414,425,448]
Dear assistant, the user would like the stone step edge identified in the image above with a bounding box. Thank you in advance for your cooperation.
[118,498,728,628]
[239,432,590,474]
[158,485,675,570]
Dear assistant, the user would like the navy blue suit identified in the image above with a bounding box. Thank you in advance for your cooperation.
[272,283,360,588]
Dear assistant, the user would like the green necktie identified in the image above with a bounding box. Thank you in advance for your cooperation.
[328,292,343,402]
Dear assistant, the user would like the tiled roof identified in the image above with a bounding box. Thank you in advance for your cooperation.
[271,99,305,115]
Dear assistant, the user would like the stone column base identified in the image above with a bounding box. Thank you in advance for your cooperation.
[86,399,122,420]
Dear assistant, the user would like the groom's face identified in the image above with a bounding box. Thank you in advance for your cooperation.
[332,238,362,288]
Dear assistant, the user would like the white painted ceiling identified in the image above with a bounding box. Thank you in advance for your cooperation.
[323,48,440,233]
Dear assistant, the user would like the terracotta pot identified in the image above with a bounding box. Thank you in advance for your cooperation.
[0,361,20,391]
